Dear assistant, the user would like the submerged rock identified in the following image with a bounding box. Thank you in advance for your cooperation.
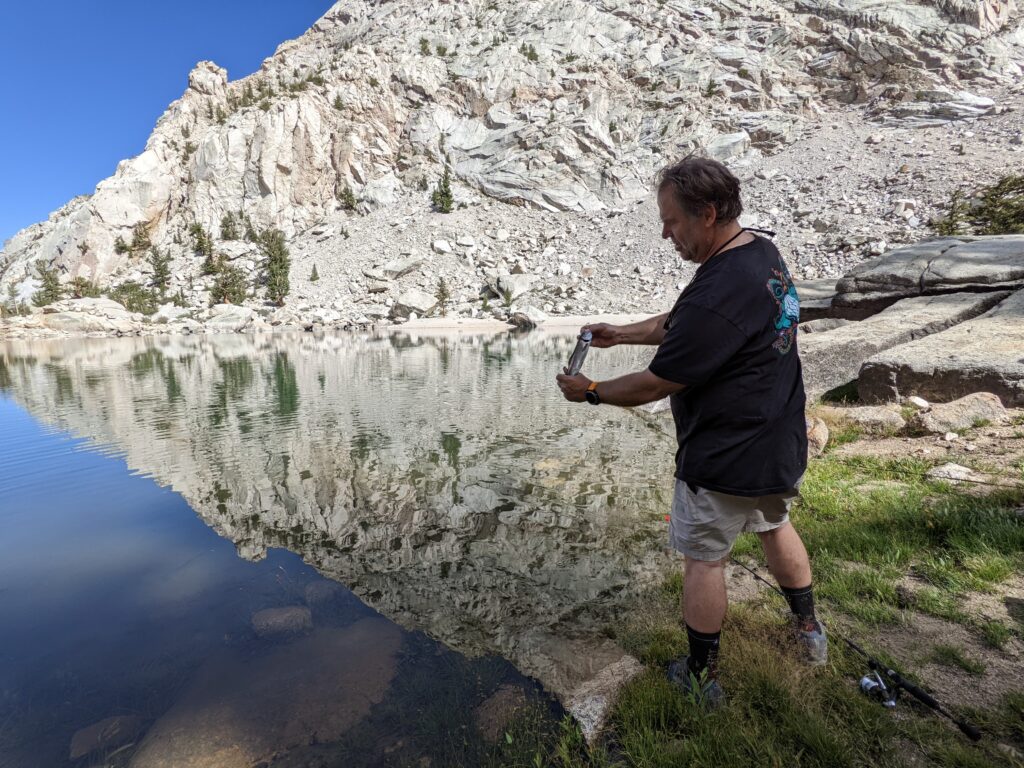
[251,606,313,638]
[130,620,401,768]
[69,715,145,760]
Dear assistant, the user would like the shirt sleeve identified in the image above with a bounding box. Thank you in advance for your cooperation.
[648,303,749,386]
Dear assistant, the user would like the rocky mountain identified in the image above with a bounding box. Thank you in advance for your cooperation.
[1,0,1022,323]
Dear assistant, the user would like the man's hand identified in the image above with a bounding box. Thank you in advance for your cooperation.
[582,323,620,348]
[556,369,591,402]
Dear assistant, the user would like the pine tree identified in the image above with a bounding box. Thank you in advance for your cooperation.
[209,265,248,306]
[309,264,320,282]
[220,212,239,240]
[189,223,215,273]
[114,236,130,255]
[339,186,357,211]
[130,223,151,254]
[431,168,454,213]
[333,94,344,111]
[260,228,290,305]
[435,277,451,316]
[149,247,171,293]
[32,259,64,306]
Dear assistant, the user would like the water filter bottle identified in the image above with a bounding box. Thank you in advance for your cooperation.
[566,330,592,375]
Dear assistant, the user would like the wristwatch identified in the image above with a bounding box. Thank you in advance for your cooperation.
[585,381,601,405]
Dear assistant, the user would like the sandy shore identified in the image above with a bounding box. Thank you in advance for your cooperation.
[384,313,653,333]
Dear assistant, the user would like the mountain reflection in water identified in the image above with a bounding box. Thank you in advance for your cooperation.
[1,330,677,703]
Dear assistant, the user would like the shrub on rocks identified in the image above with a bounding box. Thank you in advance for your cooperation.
[220,212,239,241]
[69,277,101,299]
[106,281,159,315]
[209,265,248,306]
[431,168,454,213]
[32,259,64,307]
[934,174,1024,236]
[309,264,320,282]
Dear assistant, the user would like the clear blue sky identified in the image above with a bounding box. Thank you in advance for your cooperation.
[0,1,333,246]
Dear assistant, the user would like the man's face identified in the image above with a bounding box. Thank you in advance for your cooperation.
[658,186,712,264]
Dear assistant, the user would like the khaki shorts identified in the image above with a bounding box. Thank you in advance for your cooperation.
[668,478,803,562]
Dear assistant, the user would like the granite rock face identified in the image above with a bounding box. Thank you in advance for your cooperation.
[833,235,1024,312]
[858,288,1024,405]
[799,290,1009,398]
[1,0,1021,307]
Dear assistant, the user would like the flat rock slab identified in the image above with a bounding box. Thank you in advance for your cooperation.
[817,405,906,433]
[859,290,1024,406]
[833,235,1024,312]
[800,291,1009,400]
[795,278,838,322]
[129,619,401,768]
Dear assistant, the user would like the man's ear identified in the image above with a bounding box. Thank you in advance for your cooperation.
[700,203,718,229]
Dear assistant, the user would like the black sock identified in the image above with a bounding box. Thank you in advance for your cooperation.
[781,584,817,623]
[685,624,721,678]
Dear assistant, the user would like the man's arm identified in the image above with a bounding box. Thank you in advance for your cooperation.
[555,368,684,406]
[587,313,670,348]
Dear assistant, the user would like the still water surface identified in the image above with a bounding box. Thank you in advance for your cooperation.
[0,330,676,767]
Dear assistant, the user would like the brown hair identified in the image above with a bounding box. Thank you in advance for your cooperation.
[656,156,743,223]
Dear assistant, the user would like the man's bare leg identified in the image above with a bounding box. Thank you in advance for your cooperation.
[683,556,729,632]
[757,522,811,589]
[678,556,729,685]
[757,522,827,664]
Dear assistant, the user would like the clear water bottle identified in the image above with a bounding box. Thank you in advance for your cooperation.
[566,330,592,375]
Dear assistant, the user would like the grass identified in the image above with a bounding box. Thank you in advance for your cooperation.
[928,644,986,675]
[532,452,1024,768]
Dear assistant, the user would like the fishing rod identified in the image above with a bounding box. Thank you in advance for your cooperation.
[730,557,982,742]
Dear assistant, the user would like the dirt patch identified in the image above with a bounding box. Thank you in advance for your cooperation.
[867,612,1024,713]
[830,411,1024,486]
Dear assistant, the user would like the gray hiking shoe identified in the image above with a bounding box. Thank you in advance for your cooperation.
[793,616,828,666]
[667,657,726,709]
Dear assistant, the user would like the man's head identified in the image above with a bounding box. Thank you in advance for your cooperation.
[656,156,743,264]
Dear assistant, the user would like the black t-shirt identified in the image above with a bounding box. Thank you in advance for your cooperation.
[648,235,807,496]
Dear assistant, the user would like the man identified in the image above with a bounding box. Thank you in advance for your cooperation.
[555,156,825,707]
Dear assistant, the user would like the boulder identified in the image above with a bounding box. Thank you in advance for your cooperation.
[705,131,750,162]
[817,405,906,433]
[801,318,852,334]
[926,462,984,485]
[800,291,1008,400]
[806,416,830,457]
[859,290,1024,406]
[391,289,438,319]
[796,278,839,322]
[69,715,146,760]
[382,255,424,279]
[206,304,255,333]
[566,655,644,744]
[473,684,529,743]
[495,274,537,302]
[908,392,1009,434]
[130,620,401,768]
[833,236,1024,312]
[251,606,313,638]
[509,304,548,328]
[152,303,194,324]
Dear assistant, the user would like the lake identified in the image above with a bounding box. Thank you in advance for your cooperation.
[0,330,677,767]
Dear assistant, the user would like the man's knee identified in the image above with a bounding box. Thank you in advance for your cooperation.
[756,521,792,541]
[684,554,729,573]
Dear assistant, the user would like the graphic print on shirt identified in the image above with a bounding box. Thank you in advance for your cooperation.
[766,259,800,354]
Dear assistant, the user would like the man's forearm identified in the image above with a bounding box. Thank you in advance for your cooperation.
[617,313,669,345]
[595,371,674,407]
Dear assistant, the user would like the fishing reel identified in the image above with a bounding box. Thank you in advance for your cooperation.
[859,671,897,708]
